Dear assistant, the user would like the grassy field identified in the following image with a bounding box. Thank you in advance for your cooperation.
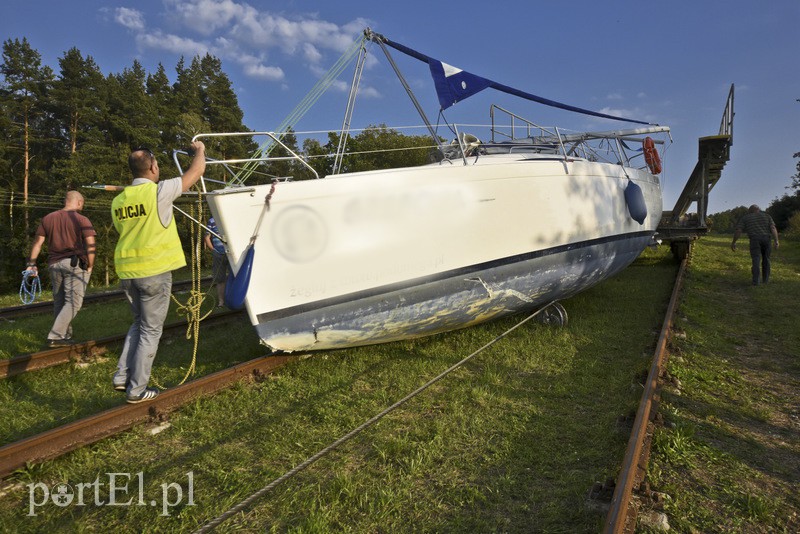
[642,235,800,532]
[0,240,800,533]
[0,245,677,532]
[3,236,790,533]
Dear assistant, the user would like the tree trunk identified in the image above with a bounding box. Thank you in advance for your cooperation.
[23,107,29,232]
[71,110,78,154]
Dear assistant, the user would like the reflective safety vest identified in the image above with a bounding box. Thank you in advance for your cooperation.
[112,181,186,279]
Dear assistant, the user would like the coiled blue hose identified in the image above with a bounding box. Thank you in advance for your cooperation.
[19,269,42,305]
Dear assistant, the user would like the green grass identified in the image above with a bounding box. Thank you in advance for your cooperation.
[0,247,679,532]
[0,275,258,443]
[0,267,207,309]
[643,235,800,533]
[0,276,218,359]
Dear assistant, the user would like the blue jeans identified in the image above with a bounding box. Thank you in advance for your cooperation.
[749,236,771,284]
[48,257,89,341]
[115,272,172,397]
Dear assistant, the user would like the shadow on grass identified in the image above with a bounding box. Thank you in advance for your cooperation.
[0,316,258,445]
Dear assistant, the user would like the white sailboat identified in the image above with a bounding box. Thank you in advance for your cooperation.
[193,29,670,352]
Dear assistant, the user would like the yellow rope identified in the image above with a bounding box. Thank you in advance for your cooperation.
[152,197,213,389]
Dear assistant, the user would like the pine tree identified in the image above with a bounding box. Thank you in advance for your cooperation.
[194,54,256,182]
[147,63,177,149]
[113,60,159,149]
[172,56,207,141]
[51,48,106,154]
[0,37,55,223]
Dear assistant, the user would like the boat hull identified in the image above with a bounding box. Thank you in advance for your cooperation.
[206,156,662,351]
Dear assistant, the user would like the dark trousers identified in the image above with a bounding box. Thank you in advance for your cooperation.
[749,236,771,284]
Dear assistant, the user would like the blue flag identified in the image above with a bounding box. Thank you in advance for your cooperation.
[429,60,492,109]
[378,34,653,125]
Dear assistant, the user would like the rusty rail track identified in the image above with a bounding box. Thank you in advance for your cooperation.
[0,353,297,479]
[1,258,689,515]
[0,277,210,320]
[603,256,688,533]
[0,309,243,379]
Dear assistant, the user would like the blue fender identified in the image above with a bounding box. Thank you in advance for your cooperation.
[224,245,254,310]
[624,180,647,225]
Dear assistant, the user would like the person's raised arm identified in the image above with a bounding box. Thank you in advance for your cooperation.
[181,140,207,192]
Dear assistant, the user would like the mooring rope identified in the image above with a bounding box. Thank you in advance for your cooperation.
[153,198,213,390]
[248,181,277,246]
[19,269,42,305]
[193,302,553,533]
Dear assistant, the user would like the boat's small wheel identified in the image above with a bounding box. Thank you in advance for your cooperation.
[537,302,568,327]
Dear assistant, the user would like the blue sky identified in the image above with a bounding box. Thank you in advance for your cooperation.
[3,0,798,214]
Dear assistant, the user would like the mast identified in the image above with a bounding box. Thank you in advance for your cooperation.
[365,29,442,148]
[332,39,369,175]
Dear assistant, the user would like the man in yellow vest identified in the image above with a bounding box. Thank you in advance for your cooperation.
[111,141,206,403]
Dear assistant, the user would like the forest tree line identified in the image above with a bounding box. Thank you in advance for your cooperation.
[3,36,798,293]
[708,177,800,234]
[0,37,435,291]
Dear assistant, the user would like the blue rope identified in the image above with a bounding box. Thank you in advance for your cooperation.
[19,269,42,305]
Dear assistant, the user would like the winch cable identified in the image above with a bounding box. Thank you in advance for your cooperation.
[194,302,554,533]
[19,269,42,305]
[153,197,213,389]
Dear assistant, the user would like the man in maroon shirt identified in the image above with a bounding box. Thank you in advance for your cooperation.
[26,191,97,347]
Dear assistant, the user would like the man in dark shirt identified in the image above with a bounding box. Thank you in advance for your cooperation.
[731,204,780,285]
[26,191,97,346]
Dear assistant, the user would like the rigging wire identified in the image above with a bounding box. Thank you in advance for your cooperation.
[193,302,553,533]
[232,34,369,186]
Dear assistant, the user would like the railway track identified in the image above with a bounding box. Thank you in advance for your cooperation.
[603,257,687,533]
[0,259,687,532]
[0,309,243,379]
[0,353,297,478]
[1,277,210,320]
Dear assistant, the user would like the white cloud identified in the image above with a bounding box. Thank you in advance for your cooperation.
[109,0,372,84]
[358,86,381,99]
[322,80,380,99]
[136,31,209,58]
[303,43,322,64]
[598,106,638,119]
[607,93,623,100]
[243,63,284,81]
[167,0,246,35]
[114,7,145,31]
[330,80,350,93]
[168,1,369,56]
[596,106,658,124]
